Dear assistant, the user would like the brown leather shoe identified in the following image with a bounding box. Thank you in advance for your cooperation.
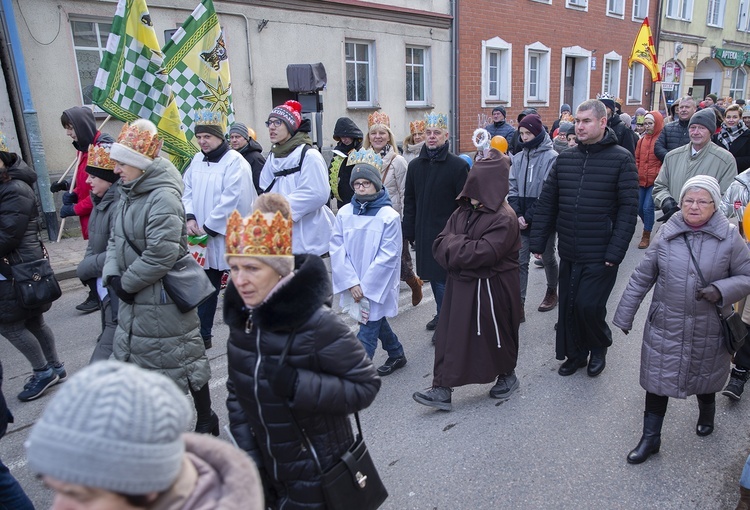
[538,287,558,312]
[406,276,423,306]
[638,231,651,249]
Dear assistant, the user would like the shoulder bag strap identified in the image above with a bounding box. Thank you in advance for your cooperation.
[121,206,144,257]
[264,145,310,194]
[683,232,730,318]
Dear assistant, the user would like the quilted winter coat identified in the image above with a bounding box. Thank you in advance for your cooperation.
[612,210,750,398]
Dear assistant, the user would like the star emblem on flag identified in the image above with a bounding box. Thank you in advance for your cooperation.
[199,76,232,116]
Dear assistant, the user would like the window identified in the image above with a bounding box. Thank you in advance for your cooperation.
[627,63,645,104]
[602,52,622,98]
[525,42,550,105]
[567,0,588,9]
[632,0,649,20]
[481,37,512,106]
[345,41,375,106]
[406,46,430,106]
[666,0,693,20]
[739,0,750,31]
[707,0,726,27]
[607,0,625,17]
[70,19,112,106]
[731,68,747,100]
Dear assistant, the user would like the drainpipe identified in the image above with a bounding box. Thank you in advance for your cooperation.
[0,0,57,240]
[450,0,458,152]
[653,3,663,111]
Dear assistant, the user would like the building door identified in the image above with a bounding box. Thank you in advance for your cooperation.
[692,79,711,101]
[564,57,576,107]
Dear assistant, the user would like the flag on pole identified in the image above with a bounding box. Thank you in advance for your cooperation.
[162,0,234,150]
[628,17,661,82]
[91,0,195,171]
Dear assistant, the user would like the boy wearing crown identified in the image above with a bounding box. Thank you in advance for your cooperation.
[183,110,256,350]
[330,149,407,375]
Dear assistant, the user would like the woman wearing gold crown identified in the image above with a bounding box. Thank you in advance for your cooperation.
[224,193,380,509]
[103,119,217,435]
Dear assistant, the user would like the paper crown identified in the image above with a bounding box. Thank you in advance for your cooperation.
[425,112,448,129]
[87,143,115,170]
[347,148,383,172]
[596,92,614,101]
[194,109,225,127]
[409,120,426,135]
[114,123,161,160]
[368,112,390,129]
[225,209,293,258]
[0,130,7,153]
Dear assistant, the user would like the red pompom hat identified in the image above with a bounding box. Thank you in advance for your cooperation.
[268,100,303,133]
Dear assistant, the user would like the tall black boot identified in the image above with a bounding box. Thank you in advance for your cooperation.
[696,399,715,436]
[190,383,219,436]
[627,412,664,464]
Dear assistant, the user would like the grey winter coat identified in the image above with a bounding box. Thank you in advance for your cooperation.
[102,158,210,393]
[613,210,750,398]
[508,132,558,234]
[77,183,120,283]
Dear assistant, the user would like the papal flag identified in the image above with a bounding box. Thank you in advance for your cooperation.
[628,17,661,82]
[91,0,195,170]
[162,0,234,150]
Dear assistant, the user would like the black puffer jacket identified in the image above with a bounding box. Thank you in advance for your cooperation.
[529,127,638,264]
[654,119,690,161]
[225,254,380,510]
[608,114,637,156]
[238,139,266,195]
[0,156,50,323]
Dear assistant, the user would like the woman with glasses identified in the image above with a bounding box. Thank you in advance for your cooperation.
[613,175,750,464]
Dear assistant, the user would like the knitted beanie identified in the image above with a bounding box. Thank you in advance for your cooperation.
[600,98,616,112]
[492,106,506,118]
[744,107,750,118]
[350,163,383,193]
[706,93,718,103]
[688,108,716,133]
[269,100,302,133]
[559,121,574,135]
[644,113,655,123]
[26,361,190,495]
[560,104,572,114]
[229,123,251,141]
[518,114,543,137]
[680,175,721,207]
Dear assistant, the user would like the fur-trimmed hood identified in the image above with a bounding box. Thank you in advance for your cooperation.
[224,254,331,333]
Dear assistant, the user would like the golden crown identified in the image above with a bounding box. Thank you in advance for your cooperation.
[87,143,115,170]
[368,111,390,129]
[115,123,161,160]
[194,109,225,127]
[409,120,426,134]
[347,148,383,172]
[425,112,448,129]
[225,209,293,257]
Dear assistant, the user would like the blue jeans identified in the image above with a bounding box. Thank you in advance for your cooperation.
[431,280,446,316]
[638,186,655,232]
[0,459,34,510]
[357,318,404,359]
[197,268,224,340]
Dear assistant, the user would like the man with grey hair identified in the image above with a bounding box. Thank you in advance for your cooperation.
[530,99,638,378]
[654,95,697,161]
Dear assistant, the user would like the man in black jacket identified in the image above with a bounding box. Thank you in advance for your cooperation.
[654,96,696,161]
[229,123,266,195]
[530,99,638,378]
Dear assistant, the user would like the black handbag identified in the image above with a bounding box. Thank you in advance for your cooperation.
[280,332,388,510]
[11,258,61,309]
[684,234,748,354]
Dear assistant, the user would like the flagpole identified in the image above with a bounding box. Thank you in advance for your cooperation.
[56,153,81,243]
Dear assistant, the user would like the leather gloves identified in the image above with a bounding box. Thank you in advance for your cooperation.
[50,180,70,193]
[59,204,76,218]
[109,276,136,304]
[696,284,722,304]
[265,361,299,399]
[657,197,679,223]
[62,191,78,205]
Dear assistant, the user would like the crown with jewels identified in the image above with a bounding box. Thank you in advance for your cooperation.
[367,111,391,129]
[346,148,383,172]
[194,109,225,128]
[225,209,293,258]
[409,120,426,135]
[0,130,8,153]
[87,143,115,170]
[424,112,448,129]
[115,123,161,160]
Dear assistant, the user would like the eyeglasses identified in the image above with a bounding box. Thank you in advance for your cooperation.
[352,181,373,189]
[682,199,714,208]
[265,119,283,128]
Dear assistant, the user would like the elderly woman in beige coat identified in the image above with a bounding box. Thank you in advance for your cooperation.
[613,175,750,465]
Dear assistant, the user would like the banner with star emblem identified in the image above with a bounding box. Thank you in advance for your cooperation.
[162,0,234,151]
[91,0,195,171]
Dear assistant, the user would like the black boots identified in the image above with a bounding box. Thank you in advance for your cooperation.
[195,411,220,436]
[627,412,664,464]
[587,348,607,377]
[696,400,715,436]
[723,367,749,401]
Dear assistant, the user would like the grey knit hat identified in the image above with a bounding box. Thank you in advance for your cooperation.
[229,122,251,141]
[680,175,721,208]
[350,163,383,192]
[688,108,717,133]
[26,361,191,495]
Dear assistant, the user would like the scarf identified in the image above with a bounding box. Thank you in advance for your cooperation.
[718,123,747,150]
[425,142,449,161]
[202,141,230,163]
[351,188,392,216]
[378,143,392,159]
[518,131,545,151]
[271,131,313,158]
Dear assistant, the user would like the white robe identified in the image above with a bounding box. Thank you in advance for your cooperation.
[330,203,402,321]
[260,144,334,256]
[183,149,256,270]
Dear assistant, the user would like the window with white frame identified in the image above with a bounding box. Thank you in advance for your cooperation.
[70,19,112,106]
[739,0,750,32]
[345,40,375,106]
[632,0,649,20]
[608,0,625,17]
[525,42,550,105]
[627,63,645,103]
[567,0,588,9]
[730,68,747,100]
[666,0,693,21]
[481,37,512,106]
[406,46,430,106]
[707,0,726,27]
[603,53,622,98]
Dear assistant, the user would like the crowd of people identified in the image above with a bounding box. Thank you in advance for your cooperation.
[4,88,750,507]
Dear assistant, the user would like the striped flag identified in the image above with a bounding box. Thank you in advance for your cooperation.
[91,0,195,170]
[162,0,234,150]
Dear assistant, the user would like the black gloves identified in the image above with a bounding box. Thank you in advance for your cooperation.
[696,284,722,304]
[109,276,136,304]
[62,191,78,205]
[657,197,679,223]
[59,204,76,218]
[265,361,299,399]
[50,180,70,193]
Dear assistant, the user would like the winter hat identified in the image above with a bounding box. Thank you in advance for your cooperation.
[25,361,190,495]
[518,114,544,137]
[517,108,538,122]
[564,123,577,136]
[635,107,647,117]
[599,98,616,112]
[348,148,383,192]
[110,119,161,171]
[620,113,632,127]
[269,100,303,133]
[492,106,507,118]
[706,93,718,104]
[225,193,294,276]
[679,175,721,208]
[688,108,716,133]
[86,143,119,183]
[194,109,226,139]
[559,121,574,135]
[743,108,750,118]
[229,122,251,141]
[644,113,655,123]
[332,117,363,141]
[560,104,572,114]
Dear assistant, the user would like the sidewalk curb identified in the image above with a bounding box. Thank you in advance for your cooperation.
[55,267,79,281]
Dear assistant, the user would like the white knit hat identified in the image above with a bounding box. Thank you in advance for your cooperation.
[680,175,722,208]
[26,361,191,495]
